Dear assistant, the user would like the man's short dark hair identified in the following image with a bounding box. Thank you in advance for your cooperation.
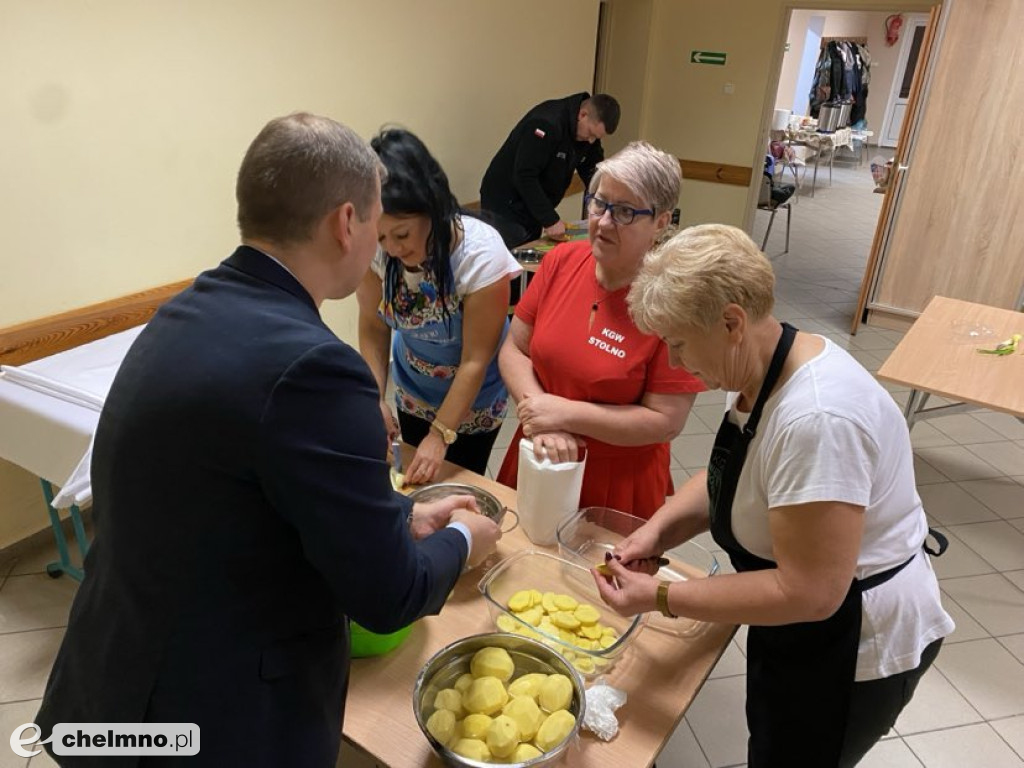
[236,112,384,246]
[585,94,621,134]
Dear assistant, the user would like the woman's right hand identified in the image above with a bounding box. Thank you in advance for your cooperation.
[614,522,665,574]
[530,431,584,464]
[379,400,399,442]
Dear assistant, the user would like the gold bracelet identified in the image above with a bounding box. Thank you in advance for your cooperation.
[656,580,676,619]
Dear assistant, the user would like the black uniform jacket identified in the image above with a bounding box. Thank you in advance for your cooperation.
[480,92,604,233]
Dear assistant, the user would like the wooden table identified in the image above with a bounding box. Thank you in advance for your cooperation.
[876,295,1024,428]
[343,450,736,767]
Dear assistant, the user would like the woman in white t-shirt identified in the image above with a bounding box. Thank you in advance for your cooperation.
[594,224,953,767]
[356,129,521,483]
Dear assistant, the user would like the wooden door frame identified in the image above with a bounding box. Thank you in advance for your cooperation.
[851,1,947,333]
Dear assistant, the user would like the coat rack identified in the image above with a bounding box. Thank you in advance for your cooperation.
[820,36,868,47]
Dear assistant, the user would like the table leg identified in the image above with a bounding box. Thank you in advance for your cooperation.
[903,389,931,430]
[38,479,87,581]
[811,154,819,198]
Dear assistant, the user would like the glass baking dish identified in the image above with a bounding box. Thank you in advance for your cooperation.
[556,506,719,637]
[477,550,643,678]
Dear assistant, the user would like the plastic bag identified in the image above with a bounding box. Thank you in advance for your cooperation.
[515,438,586,545]
[582,677,627,741]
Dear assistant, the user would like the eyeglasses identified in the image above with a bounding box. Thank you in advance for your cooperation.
[585,194,655,225]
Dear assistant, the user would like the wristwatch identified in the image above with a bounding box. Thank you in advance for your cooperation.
[431,418,458,445]
[656,580,677,619]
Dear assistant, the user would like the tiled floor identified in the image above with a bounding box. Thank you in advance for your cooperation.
[3,155,1024,767]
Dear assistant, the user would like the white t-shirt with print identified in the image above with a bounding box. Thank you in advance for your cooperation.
[725,337,954,681]
[371,215,521,293]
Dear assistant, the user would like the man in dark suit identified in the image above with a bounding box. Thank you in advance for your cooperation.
[35,113,500,767]
[480,92,620,247]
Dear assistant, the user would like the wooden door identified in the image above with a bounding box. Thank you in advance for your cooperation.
[854,0,1024,332]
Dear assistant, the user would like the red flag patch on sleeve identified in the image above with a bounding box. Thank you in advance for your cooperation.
[534,128,546,138]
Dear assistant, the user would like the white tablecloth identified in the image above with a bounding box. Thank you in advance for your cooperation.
[0,327,142,507]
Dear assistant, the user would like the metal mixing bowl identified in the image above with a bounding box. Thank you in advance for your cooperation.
[413,632,586,767]
[408,482,518,533]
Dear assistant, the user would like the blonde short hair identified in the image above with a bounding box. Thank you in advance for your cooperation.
[628,224,775,335]
[589,141,681,214]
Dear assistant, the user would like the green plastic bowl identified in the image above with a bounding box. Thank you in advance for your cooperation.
[350,620,413,658]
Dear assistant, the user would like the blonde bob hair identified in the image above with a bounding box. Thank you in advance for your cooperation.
[628,223,775,335]
[589,140,681,215]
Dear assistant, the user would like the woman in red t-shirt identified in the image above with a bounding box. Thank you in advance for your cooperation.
[497,141,704,519]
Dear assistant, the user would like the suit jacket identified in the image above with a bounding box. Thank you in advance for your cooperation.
[480,92,604,234]
[36,246,467,767]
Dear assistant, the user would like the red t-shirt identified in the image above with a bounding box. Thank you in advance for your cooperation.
[497,242,704,518]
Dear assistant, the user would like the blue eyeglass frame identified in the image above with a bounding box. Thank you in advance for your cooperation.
[584,193,656,225]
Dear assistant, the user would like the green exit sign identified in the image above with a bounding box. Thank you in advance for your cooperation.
[690,50,727,66]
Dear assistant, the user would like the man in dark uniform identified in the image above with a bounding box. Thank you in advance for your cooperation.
[480,92,620,248]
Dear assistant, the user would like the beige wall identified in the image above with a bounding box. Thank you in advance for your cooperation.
[0,0,599,549]
[634,0,934,230]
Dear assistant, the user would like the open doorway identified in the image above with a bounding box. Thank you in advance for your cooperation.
[752,8,924,352]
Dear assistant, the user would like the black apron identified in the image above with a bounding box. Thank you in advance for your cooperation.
[706,323,946,767]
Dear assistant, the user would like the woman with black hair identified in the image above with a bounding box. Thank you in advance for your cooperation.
[357,128,521,483]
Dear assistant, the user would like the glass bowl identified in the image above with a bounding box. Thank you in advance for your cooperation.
[477,550,643,678]
[556,506,719,636]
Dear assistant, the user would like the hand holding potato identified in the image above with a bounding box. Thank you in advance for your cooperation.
[409,494,479,541]
[592,555,661,617]
[451,507,501,568]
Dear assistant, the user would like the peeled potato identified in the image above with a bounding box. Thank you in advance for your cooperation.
[461,713,493,741]
[503,695,544,741]
[451,738,491,761]
[426,708,456,746]
[433,688,464,717]
[512,742,544,761]
[538,674,574,713]
[464,676,509,715]
[507,672,547,701]
[453,673,475,694]
[390,471,406,490]
[470,647,515,682]
[534,709,576,751]
[486,714,521,758]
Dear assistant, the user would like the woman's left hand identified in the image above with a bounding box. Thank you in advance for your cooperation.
[591,556,661,617]
[518,392,570,437]
[405,431,447,485]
